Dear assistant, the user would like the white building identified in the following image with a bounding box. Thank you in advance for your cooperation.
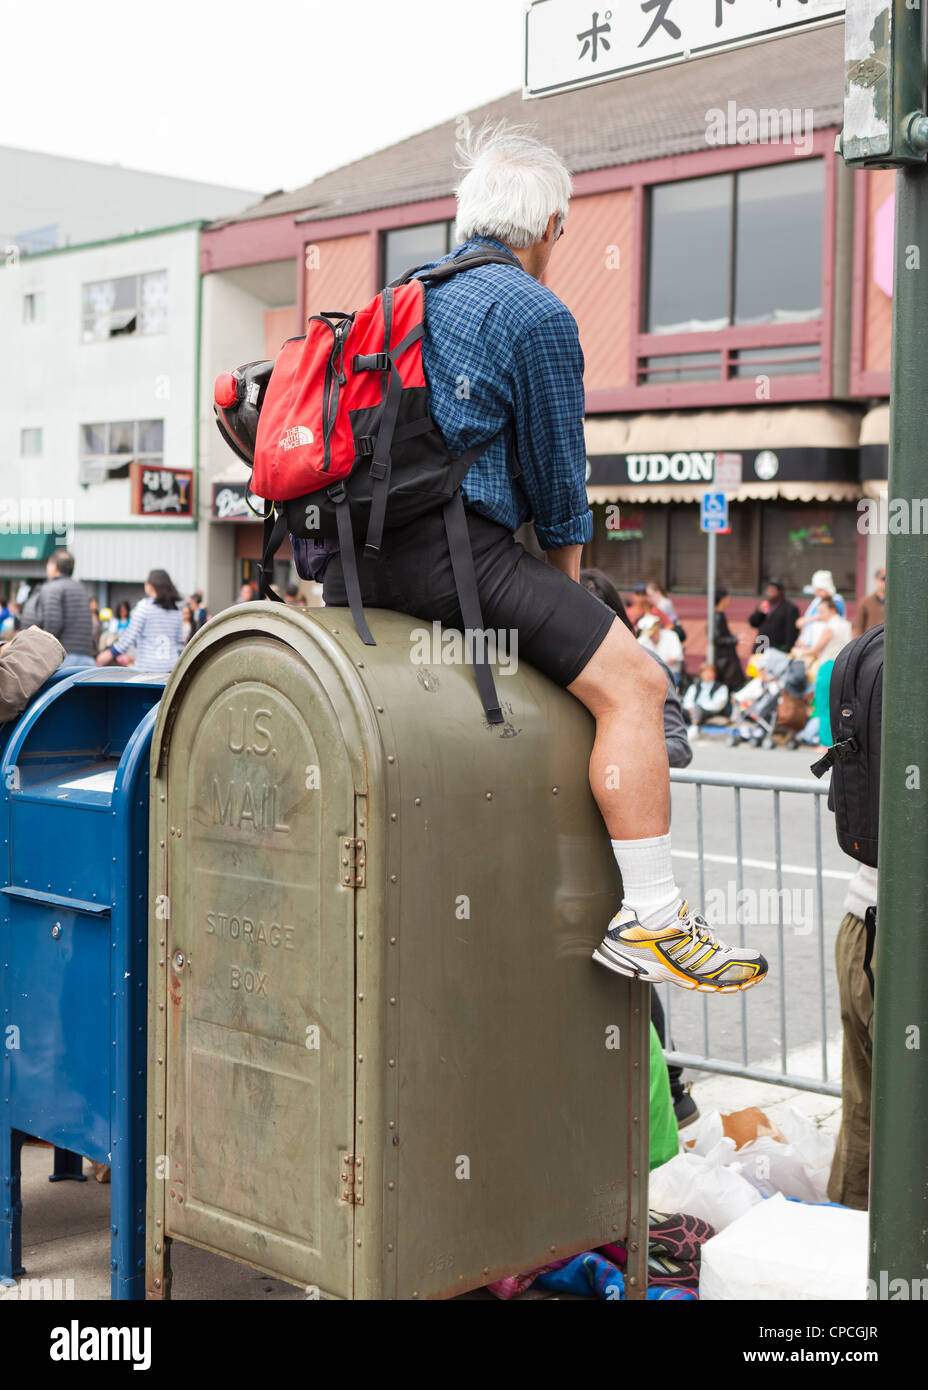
[2,222,205,606]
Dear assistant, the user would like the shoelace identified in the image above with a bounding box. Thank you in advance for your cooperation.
[679,912,719,955]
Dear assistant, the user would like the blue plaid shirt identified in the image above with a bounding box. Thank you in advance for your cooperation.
[415,237,592,550]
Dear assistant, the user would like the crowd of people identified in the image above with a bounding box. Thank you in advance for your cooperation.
[591,565,886,751]
[0,554,319,677]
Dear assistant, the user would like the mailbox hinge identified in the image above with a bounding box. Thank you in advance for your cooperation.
[339,1152,364,1205]
[341,836,366,888]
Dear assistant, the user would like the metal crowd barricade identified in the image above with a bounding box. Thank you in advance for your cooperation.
[663,767,840,1098]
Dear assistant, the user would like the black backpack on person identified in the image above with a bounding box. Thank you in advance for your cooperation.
[810,624,883,868]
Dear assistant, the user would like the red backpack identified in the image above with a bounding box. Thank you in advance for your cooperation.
[213,248,524,723]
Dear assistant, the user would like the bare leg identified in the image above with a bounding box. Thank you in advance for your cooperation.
[568,617,670,839]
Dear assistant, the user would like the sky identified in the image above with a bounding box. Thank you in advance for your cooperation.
[1,0,531,197]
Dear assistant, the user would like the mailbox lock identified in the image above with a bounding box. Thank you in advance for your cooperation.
[51,922,61,940]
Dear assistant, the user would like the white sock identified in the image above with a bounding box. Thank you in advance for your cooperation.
[610,833,682,931]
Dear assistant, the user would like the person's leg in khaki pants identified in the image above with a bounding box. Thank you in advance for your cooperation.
[827,912,874,1209]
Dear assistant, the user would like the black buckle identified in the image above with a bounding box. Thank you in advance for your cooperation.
[327,482,347,504]
[356,436,374,457]
[353,352,390,372]
[369,459,388,481]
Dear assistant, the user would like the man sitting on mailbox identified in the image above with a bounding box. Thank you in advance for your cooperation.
[224,123,767,996]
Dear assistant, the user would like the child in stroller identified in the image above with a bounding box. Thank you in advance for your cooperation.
[726,649,808,749]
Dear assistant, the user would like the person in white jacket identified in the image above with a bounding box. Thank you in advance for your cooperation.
[682,662,731,734]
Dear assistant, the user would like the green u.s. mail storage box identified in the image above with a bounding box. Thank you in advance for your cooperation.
[146,604,650,1300]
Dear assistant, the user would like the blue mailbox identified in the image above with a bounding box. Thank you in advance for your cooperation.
[0,669,164,1299]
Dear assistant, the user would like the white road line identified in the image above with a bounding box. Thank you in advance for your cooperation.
[671,848,853,881]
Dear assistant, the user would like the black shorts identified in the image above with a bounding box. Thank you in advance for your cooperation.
[321,506,616,688]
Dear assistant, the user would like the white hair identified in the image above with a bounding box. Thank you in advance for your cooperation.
[454,121,572,249]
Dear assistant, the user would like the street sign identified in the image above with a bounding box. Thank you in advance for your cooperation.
[714,451,743,495]
[524,0,846,99]
[700,491,728,533]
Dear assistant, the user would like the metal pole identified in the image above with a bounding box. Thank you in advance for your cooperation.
[705,529,716,667]
[869,157,928,1293]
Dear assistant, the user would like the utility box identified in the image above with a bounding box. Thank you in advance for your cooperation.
[0,669,165,1300]
[146,606,649,1300]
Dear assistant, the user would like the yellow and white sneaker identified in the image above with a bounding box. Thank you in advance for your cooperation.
[593,900,768,994]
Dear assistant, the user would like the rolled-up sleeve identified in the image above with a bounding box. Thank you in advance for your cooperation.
[508,307,592,551]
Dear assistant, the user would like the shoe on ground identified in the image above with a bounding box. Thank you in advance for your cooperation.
[592,899,768,994]
[674,1089,700,1130]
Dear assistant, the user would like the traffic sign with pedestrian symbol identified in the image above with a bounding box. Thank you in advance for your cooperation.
[700,491,729,533]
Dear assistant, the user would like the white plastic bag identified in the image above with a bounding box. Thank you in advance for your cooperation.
[731,1108,834,1204]
[648,1149,762,1231]
[682,1106,835,1205]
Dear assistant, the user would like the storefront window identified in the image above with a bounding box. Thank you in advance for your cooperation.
[587,504,668,593]
[760,504,858,599]
[668,502,757,594]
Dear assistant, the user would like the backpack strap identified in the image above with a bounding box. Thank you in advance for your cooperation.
[388,247,522,289]
[258,508,288,603]
[328,483,375,646]
[863,905,877,998]
[442,489,504,725]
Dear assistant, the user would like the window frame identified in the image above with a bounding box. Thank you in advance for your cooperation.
[379,220,455,287]
[20,427,43,457]
[582,131,837,414]
[78,418,164,485]
[80,270,169,344]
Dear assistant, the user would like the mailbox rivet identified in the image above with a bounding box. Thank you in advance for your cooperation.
[356,1240,362,1248]
[411,1290,418,1298]
[387,1244,393,1252]
[633,1062,639,1070]
[358,931,364,939]
[632,1170,639,1178]
[631,1218,638,1226]
[390,813,397,821]
[357,1116,363,1124]
[159,840,165,848]
[630,1242,638,1252]
[550,1245,556,1253]
[359,818,365,827]
[389,997,396,1005]
[155,1243,161,1253]
[552,787,559,795]
[388,1120,395,1129]
[628,1276,638,1287]
[414,798,421,806]
[612,1225,618,1233]
[389,936,396,944]
[633,1115,639,1123]
[388,1059,395,1067]
[485,792,492,800]
[154,1279,161,1289]
[483,1267,489,1275]
[392,1137,399,1146]
[177,830,182,837]
[387,755,395,764]
[390,875,397,883]
[342,858,349,866]
[358,992,364,1001]
[388,1181,395,1190]
[358,1056,363,1063]
[376,706,384,713]
[357,662,364,668]
[51,923,61,939]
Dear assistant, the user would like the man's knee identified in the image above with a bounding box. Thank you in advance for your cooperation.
[570,619,667,713]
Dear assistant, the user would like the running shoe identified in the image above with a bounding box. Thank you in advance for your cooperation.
[592,900,768,993]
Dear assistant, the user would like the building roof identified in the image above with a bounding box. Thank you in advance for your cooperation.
[210,23,844,229]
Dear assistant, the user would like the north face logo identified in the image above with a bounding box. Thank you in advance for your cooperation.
[278,426,314,450]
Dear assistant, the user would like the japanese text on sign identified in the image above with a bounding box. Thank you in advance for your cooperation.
[525,0,845,99]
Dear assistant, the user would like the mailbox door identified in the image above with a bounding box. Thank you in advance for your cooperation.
[158,634,358,1296]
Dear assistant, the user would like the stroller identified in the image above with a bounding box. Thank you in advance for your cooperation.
[725,649,793,749]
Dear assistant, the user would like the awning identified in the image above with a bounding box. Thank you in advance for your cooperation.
[584,404,864,456]
[588,480,862,505]
[0,531,59,562]
[860,404,890,447]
